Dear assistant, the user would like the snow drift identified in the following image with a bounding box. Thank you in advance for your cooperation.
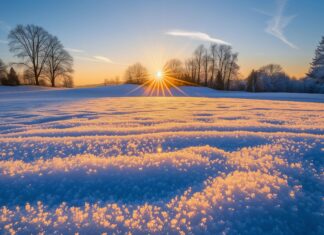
[0,85,323,234]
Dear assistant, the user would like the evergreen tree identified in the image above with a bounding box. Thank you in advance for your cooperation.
[7,67,20,86]
[0,59,7,85]
[308,36,324,80]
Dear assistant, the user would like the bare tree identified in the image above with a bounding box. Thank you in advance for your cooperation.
[194,45,205,84]
[246,70,258,92]
[185,58,196,82]
[259,64,284,76]
[217,45,231,80]
[164,58,184,79]
[213,45,239,90]
[22,67,35,85]
[124,63,148,84]
[115,76,120,84]
[209,44,218,86]
[8,24,53,85]
[104,79,109,86]
[62,75,74,88]
[182,44,239,89]
[256,64,289,92]
[202,47,209,86]
[45,36,73,87]
[225,53,239,90]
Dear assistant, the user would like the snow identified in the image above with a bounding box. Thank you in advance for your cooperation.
[0,85,323,234]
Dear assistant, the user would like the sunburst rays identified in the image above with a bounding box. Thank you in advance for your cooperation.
[127,67,200,96]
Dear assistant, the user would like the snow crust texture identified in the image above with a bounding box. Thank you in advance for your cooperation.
[0,86,323,234]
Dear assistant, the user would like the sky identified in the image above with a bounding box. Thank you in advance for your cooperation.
[0,0,323,85]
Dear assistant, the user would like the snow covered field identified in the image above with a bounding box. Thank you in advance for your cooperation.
[0,85,323,234]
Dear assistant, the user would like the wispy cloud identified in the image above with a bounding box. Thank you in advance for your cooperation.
[74,56,100,63]
[0,39,8,44]
[256,0,297,49]
[66,47,85,53]
[68,46,115,64]
[166,30,231,45]
[75,55,114,64]
[93,56,113,63]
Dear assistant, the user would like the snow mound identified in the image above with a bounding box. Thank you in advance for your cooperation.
[0,86,323,234]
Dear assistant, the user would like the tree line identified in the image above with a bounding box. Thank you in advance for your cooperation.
[124,37,324,93]
[2,24,323,93]
[246,37,324,93]
[0,24,74,87]
[182,44,239,90]
[123,43,240,90]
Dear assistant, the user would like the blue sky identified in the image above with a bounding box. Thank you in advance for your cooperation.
[0,0,323,85]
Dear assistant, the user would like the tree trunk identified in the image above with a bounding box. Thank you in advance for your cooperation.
[197,64,201,84]
[34,66,40,85]
[204,65,208,86]
[35,75,40,86]
[210,61,215,87]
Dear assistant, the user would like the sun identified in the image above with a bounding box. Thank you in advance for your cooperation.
[155,70,163,81]
[127,67,188,96]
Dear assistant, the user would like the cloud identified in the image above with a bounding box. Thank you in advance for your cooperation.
[0,39,7,44]
[93,56,113,63]
[166,30,231,45]
[69,46,115,64]
[75,55,114,64]
[66,48,85,53]
[75,56,100,63]
[256,0,297,49]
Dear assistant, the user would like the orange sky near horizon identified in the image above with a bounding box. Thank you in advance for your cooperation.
[73,53,311,86]
[71,35,314,86]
